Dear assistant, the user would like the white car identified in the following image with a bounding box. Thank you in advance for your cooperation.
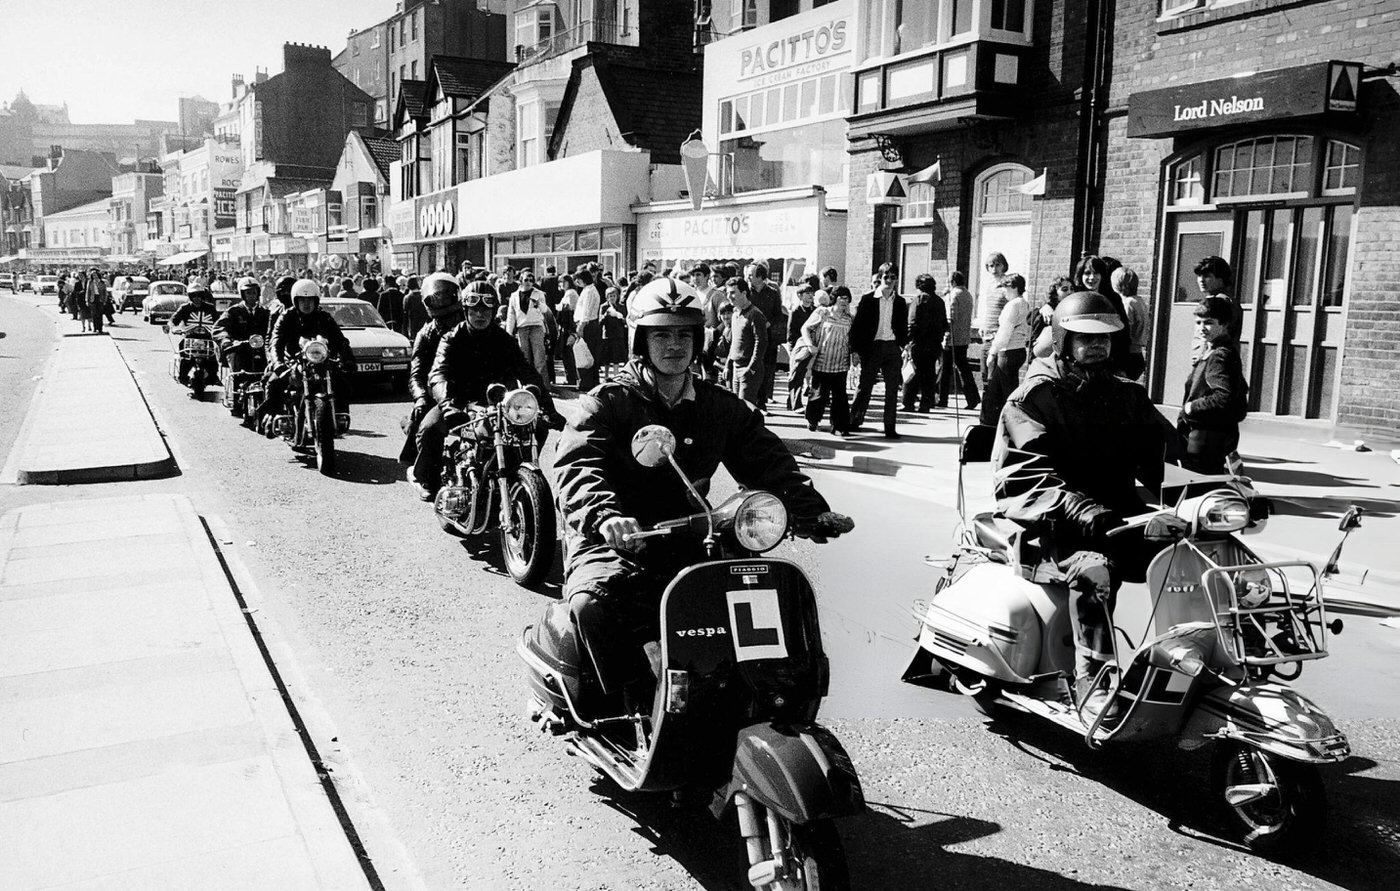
[321,297,411,391]
[142,281,189,323]
[36,274,60,295]
[114,276,151,313]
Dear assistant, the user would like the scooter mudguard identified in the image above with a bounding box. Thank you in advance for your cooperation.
[710,722,865,824]
[1180,682,1350,763]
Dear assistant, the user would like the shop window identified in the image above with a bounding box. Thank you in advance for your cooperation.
[1322,140,1360,195]
[900,182,936,222]
[602,226,624,249]
[1170,154,1205,206]
[577,229,600,251]
[722,119,849,194]
[554,230,576,252]
[1213,136,1313,202]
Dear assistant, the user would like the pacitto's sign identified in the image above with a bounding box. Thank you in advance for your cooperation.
[1127,61,1362,139]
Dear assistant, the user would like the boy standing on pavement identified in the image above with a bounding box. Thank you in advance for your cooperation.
[937,270,980,410]
[726,277,768,409]
[1178,296,1248,474]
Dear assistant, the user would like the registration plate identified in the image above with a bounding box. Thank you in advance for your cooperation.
[383,362,408,371]
[359,362,381,372]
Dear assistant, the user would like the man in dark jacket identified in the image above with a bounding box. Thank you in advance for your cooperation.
[1178,296,1248,473]
[270,279,355,415]
[849,262,910,438]
[993,291,1184,719]
[402,276,427,341]
[378,276,406,334]
[417,279,561,497]
[214,277,271,375]
[400,274,465,495]
[744,262,785,409]
[901,272,949,413]
[554,277,853,710]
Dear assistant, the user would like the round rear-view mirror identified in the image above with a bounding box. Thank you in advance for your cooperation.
[631,425,676,468]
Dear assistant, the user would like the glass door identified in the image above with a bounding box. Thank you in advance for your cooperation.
[1154,213,1232,405]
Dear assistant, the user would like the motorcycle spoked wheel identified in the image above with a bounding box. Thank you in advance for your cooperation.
[744,810,850,891]
[314,398,337,476]
[499,467,556,587]
[1211,741,1325,854]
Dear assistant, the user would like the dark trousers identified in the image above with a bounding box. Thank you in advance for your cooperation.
[901,348,940,411]
[786,354,813,409]
[760,347,779,407]
[89,304,104,334]
[805,370,850,433]
[412,404,446,490]
[560,335,578,385]
[979,348,1026,427]
[1178,422,1240,475]
[850,341,903,433]
[577,320,603,391]
[937,345,980,407]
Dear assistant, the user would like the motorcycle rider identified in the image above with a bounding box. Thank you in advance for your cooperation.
[265,274,297,340]
[401,273,466,496]
[553,277,855,709]
[168,286,219,384]
[214,276,271,376]
[992,290,1186,719]
[419,280,563,499]
[265,278,356,420]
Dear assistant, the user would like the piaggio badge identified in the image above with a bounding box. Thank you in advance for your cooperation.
[729,564,770,575]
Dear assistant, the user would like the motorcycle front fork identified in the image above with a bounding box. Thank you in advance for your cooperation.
[734,791,792,886]
[495,440,514,531]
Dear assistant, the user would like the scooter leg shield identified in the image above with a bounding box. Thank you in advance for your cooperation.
[520,600,587,717]
[712,723,865,825]
[1181,683,1350,762]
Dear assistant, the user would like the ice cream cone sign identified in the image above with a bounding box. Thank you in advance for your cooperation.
[681,131,711,212]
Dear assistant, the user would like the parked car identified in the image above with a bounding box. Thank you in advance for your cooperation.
[321,296,411,391]
[142,281,188,324]
[0,273,15,291]
[18,274,36,292]
[36,275,60,295]
[114,276,151,313]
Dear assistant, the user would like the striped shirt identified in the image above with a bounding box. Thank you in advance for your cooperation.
[803,306,853,373]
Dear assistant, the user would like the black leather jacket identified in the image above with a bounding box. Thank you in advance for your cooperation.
[213,303,271,352]
[555,361,829,552]
[271,307,354,370]
[428,322,553,415]
[409,318,451,403]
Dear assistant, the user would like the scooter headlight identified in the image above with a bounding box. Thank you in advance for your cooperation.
[1196,492,1250,533]
[1232,567,1273,609]
[249,334,265,350]
[734,492,788,553]
[502,388,539,426]
[302,341,329,364]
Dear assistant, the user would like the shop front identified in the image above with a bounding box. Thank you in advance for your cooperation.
[1127,61,1366,422]
[634,187,846,296]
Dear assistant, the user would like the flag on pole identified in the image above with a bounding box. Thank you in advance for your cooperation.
[1016,168,1047,196]
[909,159,942,184]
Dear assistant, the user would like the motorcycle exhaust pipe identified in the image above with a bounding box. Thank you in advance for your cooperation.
[273,416,294,437]
[435,486,472,522]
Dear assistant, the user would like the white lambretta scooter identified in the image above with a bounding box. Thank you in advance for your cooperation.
[903,427,1360,854]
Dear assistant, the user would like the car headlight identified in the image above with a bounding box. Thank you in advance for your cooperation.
[1196,492,1250,533]
[302,341,330,364]
[249,334,265,349]
[502,388,539,426]
[734,492,788,553]
[381,347,408,358]
[1232,568,1273,608]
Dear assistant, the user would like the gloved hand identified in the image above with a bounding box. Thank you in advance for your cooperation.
[1144,513,1190,542]
[795,511,855,543]
[409,398,430,426]
[1083,506,1124,542]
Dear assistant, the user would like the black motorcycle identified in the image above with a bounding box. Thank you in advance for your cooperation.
[434,383,556,587]
[518,425,863,890]
[269,337,350,476]
[220,333,267,425]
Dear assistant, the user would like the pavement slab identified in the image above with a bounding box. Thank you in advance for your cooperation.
[0,494,369,890]
[2,334,175,485]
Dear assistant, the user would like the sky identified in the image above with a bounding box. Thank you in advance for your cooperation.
[0,0,393,124]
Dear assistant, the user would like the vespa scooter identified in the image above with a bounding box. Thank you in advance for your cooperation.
[903,426,1357,853]
[519,425,864,890]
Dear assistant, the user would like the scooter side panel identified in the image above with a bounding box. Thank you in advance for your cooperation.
[1181,682,1351,762]
[924,563,1056,681]
[714,722,865,824]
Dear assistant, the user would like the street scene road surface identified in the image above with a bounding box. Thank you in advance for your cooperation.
[4,290,1399,891]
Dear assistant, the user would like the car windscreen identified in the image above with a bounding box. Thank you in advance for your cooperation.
[151,283,185,296]
[328,302,387,329]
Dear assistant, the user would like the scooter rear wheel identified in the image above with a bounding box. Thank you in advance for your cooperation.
[1211,741,1324,854]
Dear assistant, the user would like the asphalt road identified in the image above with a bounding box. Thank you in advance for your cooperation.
[3,296,1398,891]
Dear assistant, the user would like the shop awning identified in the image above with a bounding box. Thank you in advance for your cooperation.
[157,249,209,266]
[0,255,18,263]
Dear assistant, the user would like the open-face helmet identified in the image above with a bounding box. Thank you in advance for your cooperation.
[628,277,705,359]
[1051,290,1122,357]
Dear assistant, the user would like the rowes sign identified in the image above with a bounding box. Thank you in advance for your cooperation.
[1127,61,1362,138]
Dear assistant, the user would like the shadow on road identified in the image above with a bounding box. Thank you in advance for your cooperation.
[1244,464,1378,490]
[1272,495,1400,520]
[331,449,404,485]
[587,778,1132,890]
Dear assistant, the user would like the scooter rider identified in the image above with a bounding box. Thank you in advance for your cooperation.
[553,277,855,706]
[400,273,466,493]
[168,286,219,384]
[214,276,271,374]
[265,278,356,417]
[419,279,563,499]
[992,290,1186,718]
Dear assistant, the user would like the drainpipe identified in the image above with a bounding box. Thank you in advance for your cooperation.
[1072,0,1115,261]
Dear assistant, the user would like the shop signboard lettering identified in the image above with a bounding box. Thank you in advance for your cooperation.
[641,205,813,252]
[1128,61,1362,139]
[213,188,236,229]
[739,19,848,81]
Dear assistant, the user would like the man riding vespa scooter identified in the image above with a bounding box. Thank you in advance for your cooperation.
[993,291,1187,718]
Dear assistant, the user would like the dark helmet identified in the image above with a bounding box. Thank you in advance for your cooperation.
[275,275,297,302]
[1051,290,1123,356]
[628,277,705,359]
[461,279,499,315]
[188,286,213,303]
[423,273,462,319]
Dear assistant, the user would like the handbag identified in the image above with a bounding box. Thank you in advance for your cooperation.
[789,341,813,364]
[573,336,594,370]
[902,355,917,384]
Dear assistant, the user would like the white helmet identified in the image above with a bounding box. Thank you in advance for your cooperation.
[237,276,259,293]
[291,279,321,309]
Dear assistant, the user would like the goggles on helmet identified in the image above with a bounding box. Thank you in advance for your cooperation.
[463,292,498,310]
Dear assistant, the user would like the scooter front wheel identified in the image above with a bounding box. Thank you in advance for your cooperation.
[1211,741,1325,853]
[746,813,849,891]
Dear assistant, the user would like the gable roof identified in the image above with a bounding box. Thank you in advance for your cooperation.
[427,55,516,103]
[393,79,429,130]
[359,134,399,181]
[551,53,702,165]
